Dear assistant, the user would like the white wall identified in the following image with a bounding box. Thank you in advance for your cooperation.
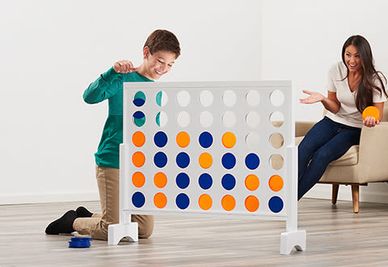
[0,0,262,204]
[3,0,388,205]
[261,0,388,202]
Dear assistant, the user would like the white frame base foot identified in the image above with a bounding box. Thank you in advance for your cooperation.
[108,222,138,245]
[280,230,306,255]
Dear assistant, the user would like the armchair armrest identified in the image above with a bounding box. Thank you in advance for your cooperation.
[295,121,315,137]
[358,122,388,181]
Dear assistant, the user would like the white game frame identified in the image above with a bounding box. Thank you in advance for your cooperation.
[108,81,306,255]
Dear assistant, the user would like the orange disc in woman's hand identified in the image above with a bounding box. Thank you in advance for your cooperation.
[362,106,380,120]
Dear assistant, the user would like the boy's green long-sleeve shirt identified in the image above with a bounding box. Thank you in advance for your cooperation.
[83,67,152,168]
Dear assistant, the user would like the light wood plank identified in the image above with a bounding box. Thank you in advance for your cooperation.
[1,199,388,266]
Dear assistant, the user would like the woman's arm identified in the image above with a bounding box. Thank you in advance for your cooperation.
[299,90,341,113]
[374,102,384,121]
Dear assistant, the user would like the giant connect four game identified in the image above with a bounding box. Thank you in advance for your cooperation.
[108,81,306,255]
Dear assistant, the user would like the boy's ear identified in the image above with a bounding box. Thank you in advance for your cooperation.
[143,46,150,59]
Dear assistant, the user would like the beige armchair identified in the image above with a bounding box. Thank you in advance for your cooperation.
[295,105,388,213]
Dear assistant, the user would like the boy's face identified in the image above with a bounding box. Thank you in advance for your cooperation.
[143,47,177,80]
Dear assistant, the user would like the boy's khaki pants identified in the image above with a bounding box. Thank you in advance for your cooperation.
[73,166,154,240]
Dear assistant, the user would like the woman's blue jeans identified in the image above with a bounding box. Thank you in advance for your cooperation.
[298,116,361,200]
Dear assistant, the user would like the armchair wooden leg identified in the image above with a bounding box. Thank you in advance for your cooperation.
[332,184,339,205]
[351,184,360,213]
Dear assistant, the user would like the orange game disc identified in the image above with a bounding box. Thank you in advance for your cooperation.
[362,106,380,120]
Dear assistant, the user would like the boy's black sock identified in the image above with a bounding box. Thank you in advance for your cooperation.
[45,210,77,235]
[75,206,93,218]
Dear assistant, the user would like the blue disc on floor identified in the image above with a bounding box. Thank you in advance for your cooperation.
[68,237,92,248]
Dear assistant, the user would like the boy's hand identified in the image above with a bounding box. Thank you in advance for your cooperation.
[113,60,137,73]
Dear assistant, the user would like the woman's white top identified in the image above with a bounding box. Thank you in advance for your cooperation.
[326,62,387,128]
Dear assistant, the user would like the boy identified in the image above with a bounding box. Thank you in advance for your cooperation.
[46,29,181,240]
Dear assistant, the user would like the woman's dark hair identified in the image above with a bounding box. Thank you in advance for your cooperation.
[341,35,387,112]
[144,29,181,58]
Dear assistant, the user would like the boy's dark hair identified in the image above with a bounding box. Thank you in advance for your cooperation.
[144,29,181,58]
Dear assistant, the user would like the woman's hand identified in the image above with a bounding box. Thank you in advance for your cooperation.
[299,90,325,104]
[113,60,137,73]
[363,116,379,127]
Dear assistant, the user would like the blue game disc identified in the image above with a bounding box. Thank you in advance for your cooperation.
[68,237,92,248]
[198,173,213,190]
[199,132,213,148]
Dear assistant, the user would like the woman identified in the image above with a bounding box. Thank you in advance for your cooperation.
[298,35,387,200]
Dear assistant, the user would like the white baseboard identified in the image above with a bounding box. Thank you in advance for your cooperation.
[304,183,388,204]
[304,184,352,201]
[360,183,388,203]
[0,192,99,205]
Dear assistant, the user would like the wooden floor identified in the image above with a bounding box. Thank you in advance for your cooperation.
[2,199,388,267]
